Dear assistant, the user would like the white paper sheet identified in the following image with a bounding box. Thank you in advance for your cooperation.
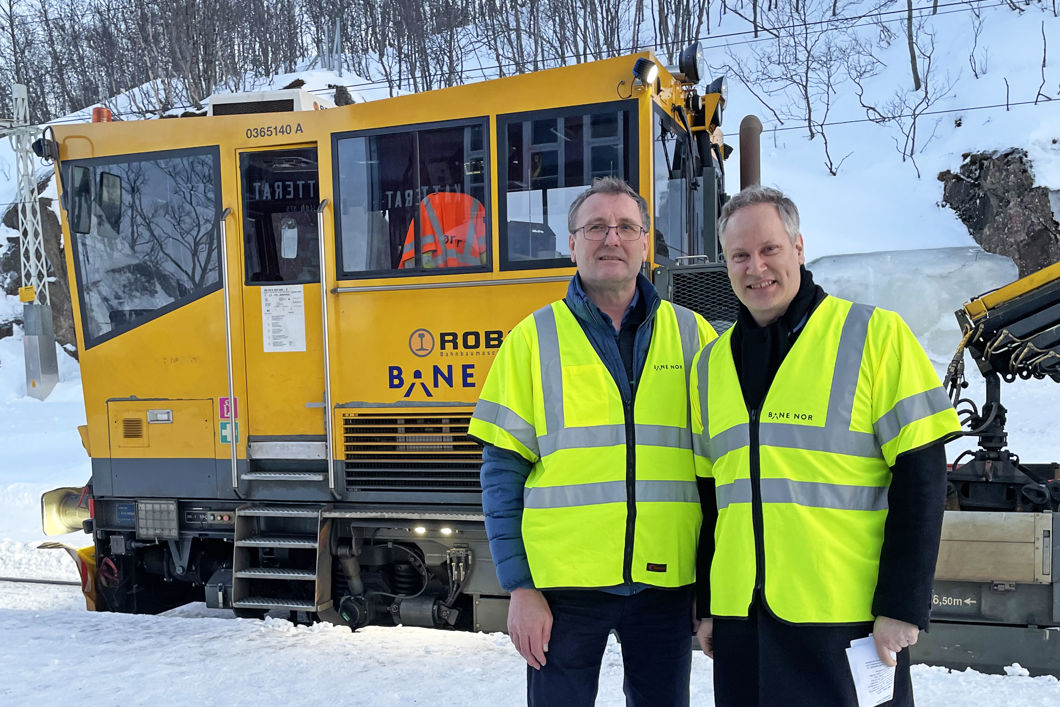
[261,285,306,353]
[845,634,895,707]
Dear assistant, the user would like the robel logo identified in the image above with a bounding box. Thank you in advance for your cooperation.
[409,329,435,357]
[407,328,504,358]
[393,327,505,399]
[439,330,504,351]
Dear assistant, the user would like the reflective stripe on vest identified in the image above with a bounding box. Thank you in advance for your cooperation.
[715,477,888,512]
[399,194,484,267]
[472,398,540,457]
[873,386,953,447]
[698,302,955,502]
[524,478,700,508]
[520,300,703,587]
[473,302,704,460]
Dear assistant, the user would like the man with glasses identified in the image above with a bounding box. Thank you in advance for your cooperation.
[469,176,716,705]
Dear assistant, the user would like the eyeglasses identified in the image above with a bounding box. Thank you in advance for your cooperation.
[575,223,647,241]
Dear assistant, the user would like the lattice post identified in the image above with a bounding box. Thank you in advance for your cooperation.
[9,83,57,399]
[11,84,47,304]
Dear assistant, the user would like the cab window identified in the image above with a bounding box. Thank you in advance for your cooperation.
[64,147,222,347]
[333,122,488,277]
[240,148,319,284]
[653,107,703,264]
[498,102,636,270]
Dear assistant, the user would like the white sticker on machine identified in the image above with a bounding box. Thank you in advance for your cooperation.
[261,285,306,352]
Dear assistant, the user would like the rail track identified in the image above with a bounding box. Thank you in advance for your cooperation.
[0,575,80,587]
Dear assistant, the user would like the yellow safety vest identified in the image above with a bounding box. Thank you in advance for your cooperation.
[691,296,961,623]
[471,299,716,588]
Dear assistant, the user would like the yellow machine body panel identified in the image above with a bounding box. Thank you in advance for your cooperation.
[107,399,214,458]
[74,292,229,460]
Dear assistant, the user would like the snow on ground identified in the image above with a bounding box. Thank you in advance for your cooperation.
[0,583,1058,706]
[0,319,88,584]
[0,3,1059,703]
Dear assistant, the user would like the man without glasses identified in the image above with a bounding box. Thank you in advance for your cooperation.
[691,185,961,706]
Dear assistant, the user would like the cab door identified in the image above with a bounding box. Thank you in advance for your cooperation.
[235,146,329,488]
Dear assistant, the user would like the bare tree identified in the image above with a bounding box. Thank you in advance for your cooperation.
[721,0,888,174]
[1,0,1046,139]
[884,26,955,177]
[968,1,988,80]
[1036,20,1052,104]
[905,0,921,90]
[654,0,711,65]
[0,0,28,85]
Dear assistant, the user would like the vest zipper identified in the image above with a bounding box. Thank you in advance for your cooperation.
[749,408,766,599]
[622,382,637,585]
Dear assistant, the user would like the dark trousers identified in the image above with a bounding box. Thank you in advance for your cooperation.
[527,586,693,707]
[713,600,914,707]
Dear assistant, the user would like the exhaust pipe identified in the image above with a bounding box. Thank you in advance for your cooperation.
[739,115,763,189]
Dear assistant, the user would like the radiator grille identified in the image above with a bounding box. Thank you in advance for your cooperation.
[122,417,145,439]
[343,412,481,493]
[668,265,740,334]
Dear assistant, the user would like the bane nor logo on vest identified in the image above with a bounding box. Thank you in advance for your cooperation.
[766,409,814,421]
[651,362,683,372]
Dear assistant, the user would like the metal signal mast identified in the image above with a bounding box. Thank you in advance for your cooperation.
[2,83,57,400]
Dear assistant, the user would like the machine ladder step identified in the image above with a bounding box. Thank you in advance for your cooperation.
[241,471,326,481]
[237,505,321,519]
[235,567,316,580]
[234,597,317,611]
[237,535,317,549]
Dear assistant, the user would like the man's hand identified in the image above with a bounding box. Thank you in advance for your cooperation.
[873,615,919,667]
[508,587,553,669]
[695,617,714,658]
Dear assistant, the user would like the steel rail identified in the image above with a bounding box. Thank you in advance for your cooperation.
[0,575,80,587]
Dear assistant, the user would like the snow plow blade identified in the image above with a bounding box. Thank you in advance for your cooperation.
[37,542,99,611]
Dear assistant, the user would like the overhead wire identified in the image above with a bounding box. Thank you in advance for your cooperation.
[40,86,1056,132]
[293,0,1014,96]
[14,0,1024,121]
[762,98,1057,133]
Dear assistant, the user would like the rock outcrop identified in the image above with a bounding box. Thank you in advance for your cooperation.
[938,149,1060,278]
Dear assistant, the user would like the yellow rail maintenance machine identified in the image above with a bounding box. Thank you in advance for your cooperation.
[39,47,739,630]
